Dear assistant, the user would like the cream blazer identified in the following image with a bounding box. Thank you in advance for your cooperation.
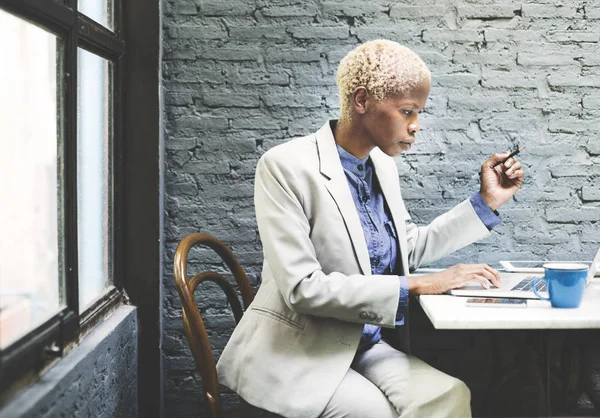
[216,121,491,418]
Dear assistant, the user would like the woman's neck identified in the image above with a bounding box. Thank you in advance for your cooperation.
[333,118,373,160]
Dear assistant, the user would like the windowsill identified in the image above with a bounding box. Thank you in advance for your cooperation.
[0,305,137,418]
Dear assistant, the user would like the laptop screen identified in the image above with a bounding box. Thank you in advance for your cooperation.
[588,248,600,282]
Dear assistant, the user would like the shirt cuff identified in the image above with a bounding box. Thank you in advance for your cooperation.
[395,276,409,326]
[469,192,502,230]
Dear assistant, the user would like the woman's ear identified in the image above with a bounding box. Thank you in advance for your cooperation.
[352,86,368,115]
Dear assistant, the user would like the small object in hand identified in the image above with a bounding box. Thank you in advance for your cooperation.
[472,144,525,179]
[465,298,527,307]
[492,144,524,168]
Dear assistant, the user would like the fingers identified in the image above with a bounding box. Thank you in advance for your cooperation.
[505,159,524,181]
[465,273,491,289]
[500,160,525,189]
[482,152,511,170]
[503,157,519,173]
[490,151,511,164]
[480,264,502,287]
[431,264,503,294]
[464,265,500,289]
[503,157,518,169]
[508,170,525,185]
[456,264,502,289]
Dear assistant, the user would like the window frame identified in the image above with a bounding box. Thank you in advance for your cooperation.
[0,0,125,396]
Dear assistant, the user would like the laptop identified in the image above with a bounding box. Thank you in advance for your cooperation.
[449,248,600,299]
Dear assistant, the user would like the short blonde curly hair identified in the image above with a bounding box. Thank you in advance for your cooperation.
[336,40,431,121]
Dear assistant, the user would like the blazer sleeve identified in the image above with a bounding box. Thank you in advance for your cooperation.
[255,152,401,328]
[403,198,493,272]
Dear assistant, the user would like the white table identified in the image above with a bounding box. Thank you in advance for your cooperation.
[413,274,600,416]
[418,279,600,330]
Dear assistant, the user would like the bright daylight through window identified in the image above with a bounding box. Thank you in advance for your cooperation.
[0,9,64,349]
[77,48,113,313]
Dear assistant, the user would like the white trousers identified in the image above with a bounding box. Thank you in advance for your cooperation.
[319,340,472,418]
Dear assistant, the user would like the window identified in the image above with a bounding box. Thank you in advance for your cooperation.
[77,48,113,312]
[0,0,124,392]
[0,9,63,349]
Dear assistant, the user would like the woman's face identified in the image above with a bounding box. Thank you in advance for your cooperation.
[363,79,430,157]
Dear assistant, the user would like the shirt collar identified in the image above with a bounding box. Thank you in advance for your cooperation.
[336,142,371,178]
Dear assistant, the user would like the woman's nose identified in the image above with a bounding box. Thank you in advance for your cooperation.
[408,119,420,134]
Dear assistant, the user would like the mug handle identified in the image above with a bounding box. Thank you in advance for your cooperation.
[532,276,550,301]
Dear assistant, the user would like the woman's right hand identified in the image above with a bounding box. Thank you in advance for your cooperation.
[407,264,502,295]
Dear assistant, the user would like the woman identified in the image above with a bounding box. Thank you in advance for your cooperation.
[217,40,524,418]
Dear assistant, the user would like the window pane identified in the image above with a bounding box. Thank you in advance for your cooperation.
[79,0,113,30]
[0,10,63,349]
[77,48,113,313]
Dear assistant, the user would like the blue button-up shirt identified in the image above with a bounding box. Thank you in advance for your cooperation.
[336,144,501,352]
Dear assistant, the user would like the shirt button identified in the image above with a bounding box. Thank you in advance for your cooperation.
[357,164,364,171]
[362,195,369,202]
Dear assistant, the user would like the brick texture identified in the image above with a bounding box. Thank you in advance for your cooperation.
[0,307,137,418]
[162,1,600,416]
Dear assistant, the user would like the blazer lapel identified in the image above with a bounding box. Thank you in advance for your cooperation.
[370,148,410,276]
[316,121,371,275]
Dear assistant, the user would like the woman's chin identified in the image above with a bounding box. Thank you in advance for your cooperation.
[381,143,411,157]
[380,147,404,157]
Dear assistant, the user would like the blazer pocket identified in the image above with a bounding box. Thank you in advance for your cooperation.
[250,306,305,331]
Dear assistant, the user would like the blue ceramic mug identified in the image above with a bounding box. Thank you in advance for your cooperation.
[532,263,588,308]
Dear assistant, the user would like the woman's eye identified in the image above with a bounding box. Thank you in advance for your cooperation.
[402,110,412,116]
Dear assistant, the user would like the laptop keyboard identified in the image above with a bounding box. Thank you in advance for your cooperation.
[510,276,547,292]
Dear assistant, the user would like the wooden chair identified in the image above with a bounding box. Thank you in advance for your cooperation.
[174,232,281,418]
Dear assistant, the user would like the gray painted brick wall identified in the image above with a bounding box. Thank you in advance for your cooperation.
[162,1,600,416]
[0,306,137,418]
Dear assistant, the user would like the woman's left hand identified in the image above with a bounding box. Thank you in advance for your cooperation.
[479,152,525,211]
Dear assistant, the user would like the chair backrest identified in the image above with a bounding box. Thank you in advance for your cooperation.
[173,233,255,418]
